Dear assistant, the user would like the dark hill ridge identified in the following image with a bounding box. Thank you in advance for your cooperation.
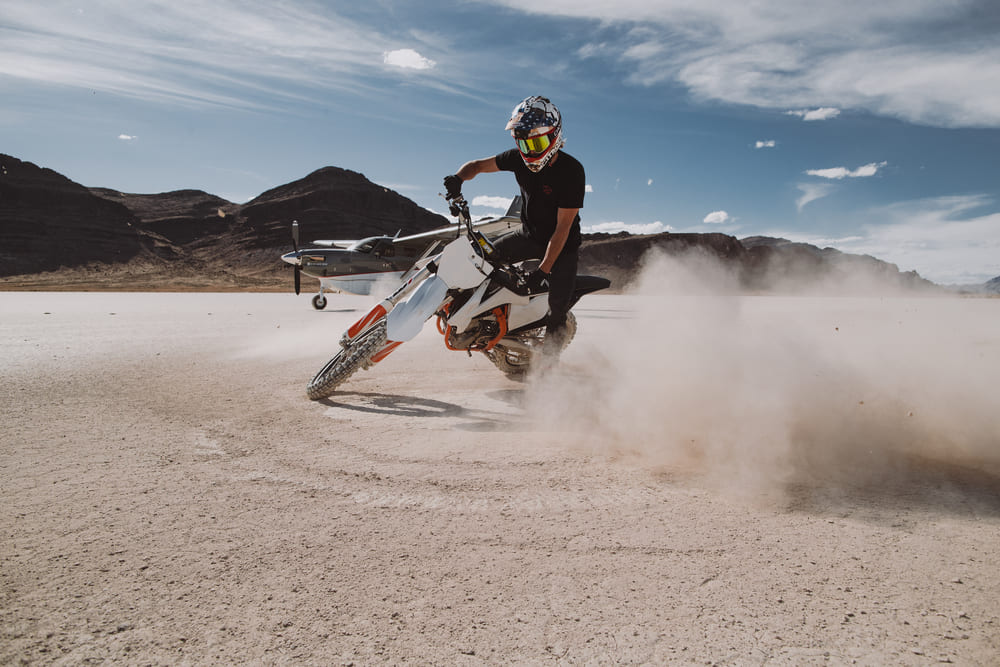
[738,236,935,293]
[958,274,1000,295]
[579,232,939,294]
[1,155,448,286]
[1,155,144,275]
[0,153,952,293]
[238,166,448,249]
[88,188,238,246]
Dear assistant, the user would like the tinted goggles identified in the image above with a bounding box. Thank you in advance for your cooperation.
[515,131,553,157]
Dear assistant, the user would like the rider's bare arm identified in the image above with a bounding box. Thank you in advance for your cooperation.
[456,157,500,182]
[539,207,578,274]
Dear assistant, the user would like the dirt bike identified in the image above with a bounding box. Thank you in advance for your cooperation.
[305,194,611,400]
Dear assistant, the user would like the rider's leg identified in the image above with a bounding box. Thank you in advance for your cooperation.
[541,247,578,357]
[494,229,578,363]
[491,228,541,264]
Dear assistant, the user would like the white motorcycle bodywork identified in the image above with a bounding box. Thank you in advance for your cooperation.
[306,194,609,400]
[384,234,538,344]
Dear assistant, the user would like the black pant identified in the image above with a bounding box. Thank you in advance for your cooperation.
[492,228,577,350]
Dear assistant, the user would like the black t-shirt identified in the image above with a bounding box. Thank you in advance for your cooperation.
[495,149,585,247]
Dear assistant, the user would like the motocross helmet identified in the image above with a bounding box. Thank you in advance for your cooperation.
[505,95,564,172]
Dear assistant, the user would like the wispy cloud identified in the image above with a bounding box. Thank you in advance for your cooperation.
[118,134,136,141]
[0,1,428,110]
[796,182,835,211]
[506,1,1000,128]
[806,161,888,180]
[703,210,731,224]
[755,140,776,149]
[786,108,840,121]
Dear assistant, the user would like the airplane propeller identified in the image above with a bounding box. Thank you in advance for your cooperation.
[292,220,301,295]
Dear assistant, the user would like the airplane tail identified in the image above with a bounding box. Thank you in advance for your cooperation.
[505,196,523,218]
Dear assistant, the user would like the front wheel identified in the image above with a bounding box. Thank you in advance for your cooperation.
[306,320,387,400]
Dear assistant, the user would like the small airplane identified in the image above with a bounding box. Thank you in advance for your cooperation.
[281,197,522,309]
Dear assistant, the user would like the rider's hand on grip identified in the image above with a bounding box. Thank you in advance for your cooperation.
[527,268,550,293]
[443,174,463,199]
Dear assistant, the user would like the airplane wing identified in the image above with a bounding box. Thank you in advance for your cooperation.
[392,196,524,246]
[308,240,357,249]
[307,196,522,251]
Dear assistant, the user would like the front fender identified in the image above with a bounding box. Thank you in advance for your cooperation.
[386,275,449,342]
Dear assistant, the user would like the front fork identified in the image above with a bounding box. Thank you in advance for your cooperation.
[341,264,435,346]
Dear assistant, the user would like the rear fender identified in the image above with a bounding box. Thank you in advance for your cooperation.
[574,275,612,298]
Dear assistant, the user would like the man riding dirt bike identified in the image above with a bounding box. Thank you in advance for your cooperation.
[304,193,609,400]
[444,95,584,359]
[304,95,607,400]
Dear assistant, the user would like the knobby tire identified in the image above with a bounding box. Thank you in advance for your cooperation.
[306,320,388,400]
[486,312,577,380]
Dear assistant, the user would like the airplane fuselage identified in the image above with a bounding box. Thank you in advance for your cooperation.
[283,202,522,305]
[280,235,426,296]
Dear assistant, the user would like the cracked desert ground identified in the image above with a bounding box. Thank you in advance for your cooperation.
[3,290,999,665]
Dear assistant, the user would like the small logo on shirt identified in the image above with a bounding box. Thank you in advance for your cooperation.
[542,184,553,195]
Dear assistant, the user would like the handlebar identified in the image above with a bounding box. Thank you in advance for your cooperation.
[443,192,531,296]
[446,193,472,226]
[444,193,491,256]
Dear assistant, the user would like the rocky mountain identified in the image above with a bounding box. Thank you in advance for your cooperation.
[952,274,1000,295]
[738,236,937,293]
[238,167,446,249]
[0,155,144,275]
[88,187,239,247]
[1,155,448,289]
[578,233,939,294]
[0,153,945,294]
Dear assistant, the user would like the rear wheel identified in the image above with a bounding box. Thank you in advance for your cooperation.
[306,320,387,400]
[485,312,576,380]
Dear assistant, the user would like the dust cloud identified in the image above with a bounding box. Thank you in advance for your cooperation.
[530,249,1000,503]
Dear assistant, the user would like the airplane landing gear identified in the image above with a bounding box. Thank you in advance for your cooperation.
[312,293,328,310]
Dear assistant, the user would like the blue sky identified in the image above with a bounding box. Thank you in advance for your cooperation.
[2,0,998,284]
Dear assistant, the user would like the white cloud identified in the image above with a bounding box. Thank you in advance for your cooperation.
[702,210,730,224]
[499,1,1000,128]
[786,108,840,121]
[585,184,594,193]
[471,195,513,210]
[806,161,888,180]
[754,140,776,149]
[118,134,136,141]
[583,221,672,235]
[383,48,435,70]
[796,182,835,211]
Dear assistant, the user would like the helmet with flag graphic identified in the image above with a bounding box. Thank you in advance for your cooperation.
[505,95,564,172]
